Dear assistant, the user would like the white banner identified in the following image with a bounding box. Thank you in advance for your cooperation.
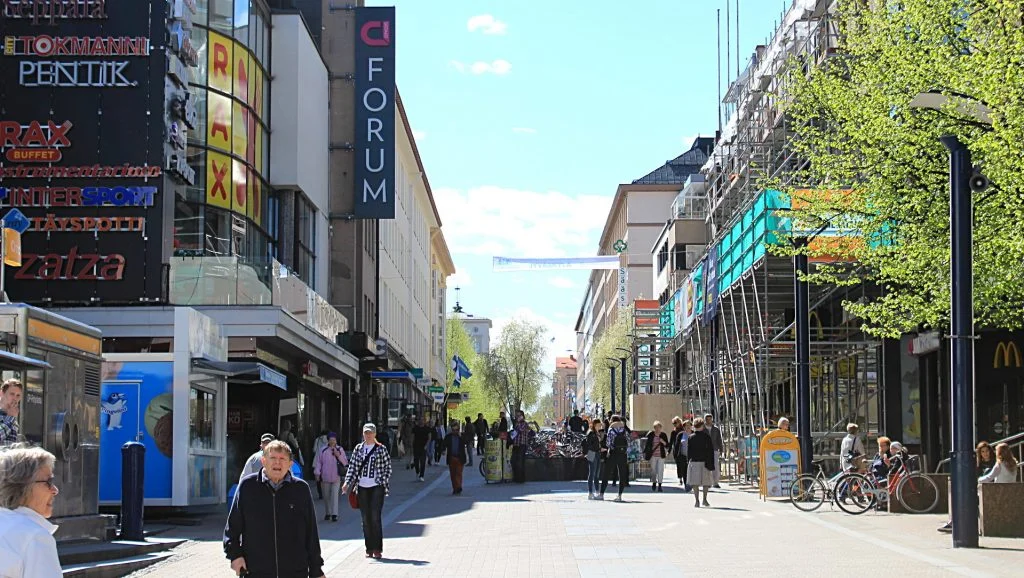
[492,255,620,272]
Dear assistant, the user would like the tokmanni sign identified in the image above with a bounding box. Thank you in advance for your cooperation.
[354,7,396,219]
[0,0,169,303]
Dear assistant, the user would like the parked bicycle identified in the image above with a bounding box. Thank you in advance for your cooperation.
[874,454,940,514]
[789,460,876,515]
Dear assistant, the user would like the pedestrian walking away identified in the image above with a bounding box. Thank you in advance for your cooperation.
[645,421,669,492]
[0,379,24,446]
[412,416,432,481]
[443,422,469,494]
[462,416,476,467]
[687,418,715,507]
[568,409,587,434]
[705,414,724,487]
[474,413,489,456]
[0,444,63,578]
[600,415,631,502]
[585,419,604,499]
[343,423,393,559]
[400,414,416,470]
[224,440,325,578]
[313,432,348,522]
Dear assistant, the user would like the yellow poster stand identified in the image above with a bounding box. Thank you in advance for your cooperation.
[759,429,801,499]
[483,437,512,483]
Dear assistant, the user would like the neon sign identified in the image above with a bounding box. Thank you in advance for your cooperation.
[19,60,136,87]
[1,0,108,25]
[0,120,72,163]
[2,36,149,57]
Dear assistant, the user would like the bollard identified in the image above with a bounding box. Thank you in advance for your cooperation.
[120,441,146,541]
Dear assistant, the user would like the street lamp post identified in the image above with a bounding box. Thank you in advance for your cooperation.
[607,364,617,415]
[909,91,991,548]
[793,237,813,475]
[615,347,631,419]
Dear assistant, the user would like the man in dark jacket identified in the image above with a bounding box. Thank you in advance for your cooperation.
[224,441,324,578]
[567,409,587,434]
[411,416,433,481]
[474,413,489,456]
[442,422,469,494]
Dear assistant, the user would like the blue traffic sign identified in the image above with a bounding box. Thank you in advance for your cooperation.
[2,208,31,234]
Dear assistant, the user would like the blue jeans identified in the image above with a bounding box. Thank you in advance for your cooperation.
[357,485,386,554]
[587,451,601,494]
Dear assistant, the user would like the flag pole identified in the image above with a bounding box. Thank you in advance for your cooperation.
[1,219,7,303]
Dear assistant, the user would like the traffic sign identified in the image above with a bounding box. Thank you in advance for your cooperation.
[2,208,31,234]
[427,386,444,394]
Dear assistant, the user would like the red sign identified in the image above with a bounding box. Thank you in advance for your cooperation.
[15,247,125,281]
[2,35,149,57]
[0,120,72,163]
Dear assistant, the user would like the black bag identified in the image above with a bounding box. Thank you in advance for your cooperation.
[612,429,629,452]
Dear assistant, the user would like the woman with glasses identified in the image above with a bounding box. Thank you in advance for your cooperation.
[0,444,62,577]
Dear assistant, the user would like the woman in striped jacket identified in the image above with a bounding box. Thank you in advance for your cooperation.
[343,423,393,559]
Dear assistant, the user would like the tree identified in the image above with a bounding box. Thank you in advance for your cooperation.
[777,0,1024,337]
[529,392,557,427]
[587,306,633,413]
[479,317,548,415]
[444,317,500,423]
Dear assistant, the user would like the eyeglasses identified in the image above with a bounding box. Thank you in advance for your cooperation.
[34,476,57,491]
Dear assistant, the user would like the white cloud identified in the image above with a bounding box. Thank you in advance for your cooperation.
[412,129,426,141]
[512,127,537,134]
[549,276,575,289]
[451,59,511,75]
[467,14,507,35]
[433,186,613,259]
[447,270,472,288]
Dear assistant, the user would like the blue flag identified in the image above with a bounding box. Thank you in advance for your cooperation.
[451,355,472,388]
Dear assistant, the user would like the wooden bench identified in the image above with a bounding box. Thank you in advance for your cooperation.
[980,482,1024,538]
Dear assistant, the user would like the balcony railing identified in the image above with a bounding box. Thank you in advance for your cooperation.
[169,256,347,340]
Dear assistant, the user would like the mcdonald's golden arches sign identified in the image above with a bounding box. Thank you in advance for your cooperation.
[993,341,1022,369]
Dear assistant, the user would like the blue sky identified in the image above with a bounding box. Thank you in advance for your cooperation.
[368,0,792,366]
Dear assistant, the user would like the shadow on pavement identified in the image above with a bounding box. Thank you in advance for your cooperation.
[375,557,429,566]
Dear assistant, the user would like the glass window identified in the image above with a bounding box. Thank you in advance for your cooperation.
[191,27,209,84]
[189,388,216,450]
[188,88,207,146]
[175,201,203,255]
[205,207,232,256]
[194,0,209,28]
[209,0,233,35]
[234,0,250,45]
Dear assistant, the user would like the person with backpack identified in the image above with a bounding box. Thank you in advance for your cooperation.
[687,418,715,507]
[644,421,670,492]
[599,415,630,502]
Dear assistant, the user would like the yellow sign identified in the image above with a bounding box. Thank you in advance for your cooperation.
[759,429,801,499]
[27,318,101,355]
[994,341,1022,369]
[3,228,21,267]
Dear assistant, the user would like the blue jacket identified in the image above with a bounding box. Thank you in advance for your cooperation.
[224,470,323,578]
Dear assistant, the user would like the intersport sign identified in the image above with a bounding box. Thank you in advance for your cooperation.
[353,6,395,219]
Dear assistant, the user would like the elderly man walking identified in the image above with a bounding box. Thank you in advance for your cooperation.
[224,440,324,578]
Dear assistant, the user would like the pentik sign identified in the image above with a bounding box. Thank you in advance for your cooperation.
[353,7,395,219]
[19,60,136,87]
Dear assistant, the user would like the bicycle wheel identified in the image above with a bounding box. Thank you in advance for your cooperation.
[479,460,486,478]
[897,473,939,514]
[789,475,826,512]
[834,473,876,515]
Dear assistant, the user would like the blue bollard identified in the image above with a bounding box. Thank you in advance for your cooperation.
[121,441,146,541]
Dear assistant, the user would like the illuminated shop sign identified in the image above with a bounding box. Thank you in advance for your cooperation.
[0,120,72,163]
[28,213,144,233]
[0,164,160,179]
[166,153,196,186]
[0,186,157,207]
[353,7,396,219]
[19,60,136,87]
[169,121,186,150]
[2,36,150,57]
[14,247,125,281]
[1,0,108,25]
[167,24,198,66]
[166,53,189,87]
[173,93,197,130]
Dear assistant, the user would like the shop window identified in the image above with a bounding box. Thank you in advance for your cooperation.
[190,388,216,450]
[233,0,250,45]
[193,0,209,28]
[209,0,233,35]
[184,146,206,203]
[175,201,203,256]
[295,195,316,287]
[204,207,232,256]
[191,27,209,84]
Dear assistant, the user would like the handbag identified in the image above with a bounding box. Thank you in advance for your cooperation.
[348,444,379,510]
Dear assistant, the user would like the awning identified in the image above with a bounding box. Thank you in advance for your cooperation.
[191,358,288,391]
[369,371,414,382]
[0,350,52,371]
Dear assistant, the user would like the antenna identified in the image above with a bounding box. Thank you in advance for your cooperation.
[452,287,464,313]
[726,0,731,89]
[736,0,740,78]
[717,8,722,134]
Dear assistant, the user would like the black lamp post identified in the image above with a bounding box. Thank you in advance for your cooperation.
[606,363,617,415]
[793,237,813,475]
[615,348,630,419]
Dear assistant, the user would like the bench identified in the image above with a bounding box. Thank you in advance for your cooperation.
[980,482,1024,538]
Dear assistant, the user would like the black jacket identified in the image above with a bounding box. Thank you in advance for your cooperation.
[568,415,587,433]
[688,429,715,468]
[584,430,601,453]
[224,470,323,578]
[644,431,669,460]
[412,425,432,451]
[474,417,488,436]
[442,433,469,464]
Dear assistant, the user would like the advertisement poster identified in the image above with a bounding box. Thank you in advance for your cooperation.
[702,245,720,325]
[759,429,801,499]
[99,361,174,503]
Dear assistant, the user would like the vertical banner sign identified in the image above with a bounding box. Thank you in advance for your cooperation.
[702,246,720,325]
[354,7,396,219]
[617,266,628,308]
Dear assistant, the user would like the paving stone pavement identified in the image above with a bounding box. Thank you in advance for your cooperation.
[127,461,1023,577]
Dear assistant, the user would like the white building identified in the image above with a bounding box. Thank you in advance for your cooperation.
[461,316,493,354]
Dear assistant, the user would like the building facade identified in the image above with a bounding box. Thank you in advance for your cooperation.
[553,356,577,422]
[461,315,493,354]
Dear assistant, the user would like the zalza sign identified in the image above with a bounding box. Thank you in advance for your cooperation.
[2,35,149,57]
[353,7,395,219]
[1,0,107,25]
[14,247,125,281]
[19,60,136,87]
[0,120,72,162]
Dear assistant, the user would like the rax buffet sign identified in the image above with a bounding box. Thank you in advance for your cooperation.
[0,0,168,303]
[354,7,395,219]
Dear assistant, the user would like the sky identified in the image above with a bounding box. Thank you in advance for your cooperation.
[368,0,795,368]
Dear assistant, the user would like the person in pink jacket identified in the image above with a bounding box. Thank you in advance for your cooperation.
[313,433,348,522]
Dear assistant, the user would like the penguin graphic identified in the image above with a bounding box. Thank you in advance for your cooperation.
[101,392,129,431]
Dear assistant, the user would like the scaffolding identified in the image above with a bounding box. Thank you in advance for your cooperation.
[675,0,881,469]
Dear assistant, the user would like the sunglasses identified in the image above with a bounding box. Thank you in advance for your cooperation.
[35,476,58,491]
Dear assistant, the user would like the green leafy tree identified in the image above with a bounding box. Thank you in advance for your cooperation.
[445,317,501,423]
[588,306,633,413]
[528,392,557,427]
[776,0,1024,336]
[478,317,548,414]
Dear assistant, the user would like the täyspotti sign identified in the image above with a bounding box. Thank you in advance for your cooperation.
[354,7,395,219]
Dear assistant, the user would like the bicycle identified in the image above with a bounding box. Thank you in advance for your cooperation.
[789,460,876,515]
[877,455,940,514]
